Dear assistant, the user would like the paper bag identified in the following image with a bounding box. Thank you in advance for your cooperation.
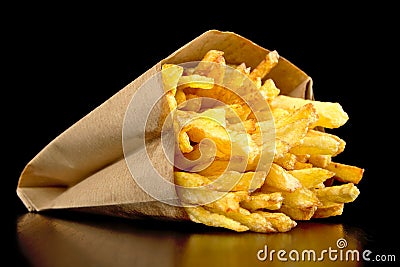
[16,30,313,221]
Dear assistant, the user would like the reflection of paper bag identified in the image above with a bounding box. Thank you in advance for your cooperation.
[16,30,313,221]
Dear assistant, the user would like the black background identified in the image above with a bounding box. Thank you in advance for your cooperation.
[6,3,399,266]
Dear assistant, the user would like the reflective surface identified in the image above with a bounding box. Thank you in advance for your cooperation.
[17,212,370,267]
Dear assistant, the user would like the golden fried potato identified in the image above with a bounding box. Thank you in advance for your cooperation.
[180,94,202,112]
[288,167,335,188]
[163,48,363,233]
[293,161,314,170]
[271,107,290,121]
[184,85,242,106]
[175,171,211,188]
[194,49,226,84]
[178,74,214,90]
[184,118,231,155]
[308,154,332,168]
[325,161,365,184]
[207,171,267,192]
[185,206,249,232]
[240,192,283,211]
[175,88,186,107]
[205,206,276,233]
[204,191,249,213]
[174,172,228,205]
[176,170,266,192]
[314,183,360,203]
[177,131,193,153]
[227,119,257,134]
[280,187,321,220]
[275,119,311,149]
[274,103,318,129]
[258,78,280,102]
[224,103,252,123]
[260,163,302,192]
[182,142,221,162]
[273,152,297,170]
[295,154,310,163]
[289,129,345,156]
[275,103,318,148]
[313,202,344,218]
[270,95,349,128]
[274,140,291,159]
[255,211,297,232]
[248,50,279,81]
[161,63,184,111]
[223,63,250,92]
[196,160,230,176]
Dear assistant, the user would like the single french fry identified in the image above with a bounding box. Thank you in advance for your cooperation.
[174,172,228,205]
[194,49,226,84]
[183,142,222,162]
[275,119,310,149]
[280,187,321,220]
[312,202,344,218]
[204,191,249,213]
[290,129,345,156]
[225,103,252,123]
[205,206,276,233]
[279,205,318,221]
[179,94,202,112]
[270,95,349,129]
[274,103,318,129]
[259,78,280,102]
[184,206,249,232]
[274,140,291,159]
[308,155,332,168]
[314,182,326,189]
[248,50,279,81]
[175,170,266,192]
[260,163,302,193]
[255,211,297,232]
[235,62,250,75]
[325,161,365,184]
[271,107,290,121]
[227,119,257,134]
[288,167,335,188]
[240,192,283,211]
[315,183,360,203]
[275,104,319,150]
[196,160,229,176]
[295,154,310,163]
[184,118,231,155]
[293,161,313,170]
[184,85,242,106]
[273,153,297,170]
[178,130,193,153]
[175,171,211,188]
[178,74,214,90]
[162,64,184,111]
[175,88,187,108]
[207,171,266,192]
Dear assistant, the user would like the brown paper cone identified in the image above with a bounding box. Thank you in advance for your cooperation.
[16,30,313,221]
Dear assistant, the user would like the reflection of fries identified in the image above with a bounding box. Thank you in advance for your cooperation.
[162,49,364,233]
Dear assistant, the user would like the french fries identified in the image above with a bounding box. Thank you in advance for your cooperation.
[162,49,364,233]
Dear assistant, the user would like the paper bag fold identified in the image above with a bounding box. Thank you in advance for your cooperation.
[17,29,313,220]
